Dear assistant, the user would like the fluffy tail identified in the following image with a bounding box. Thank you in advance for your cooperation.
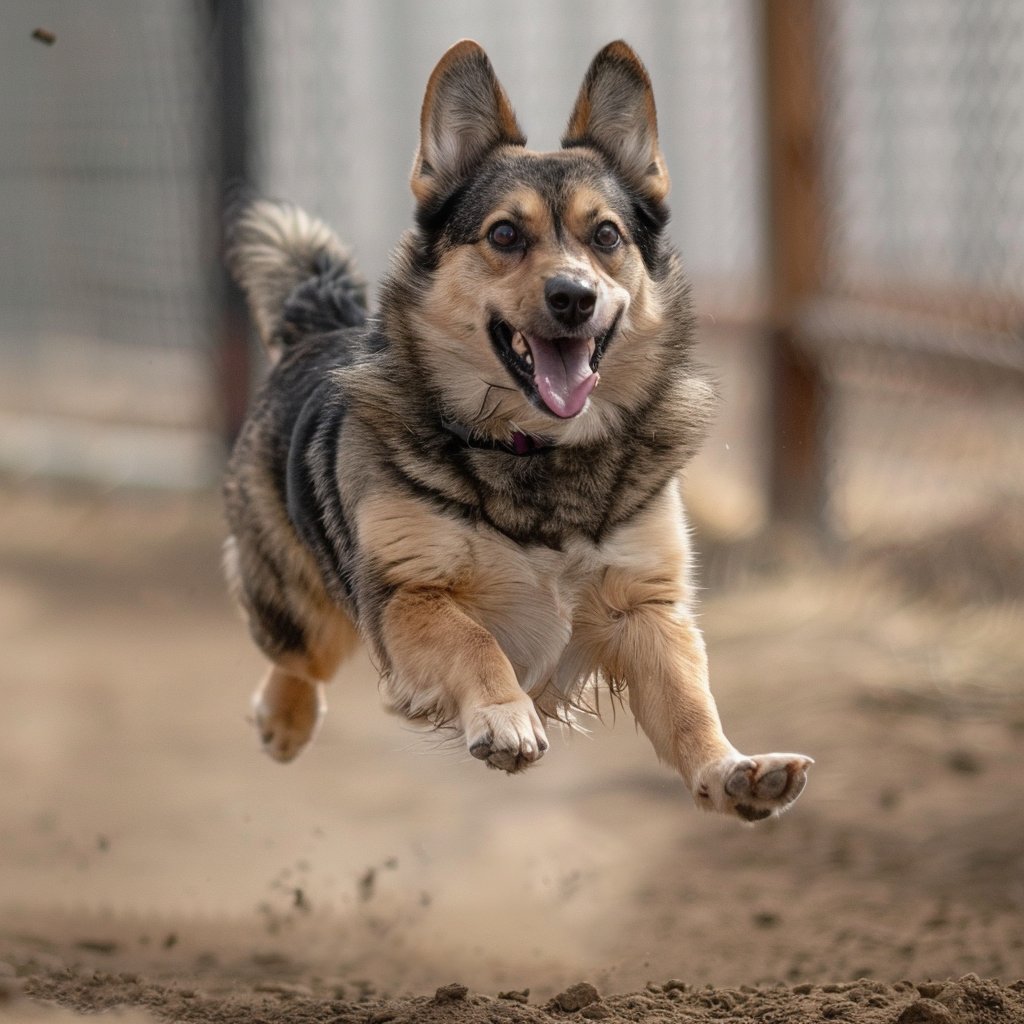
[225,196,367,357]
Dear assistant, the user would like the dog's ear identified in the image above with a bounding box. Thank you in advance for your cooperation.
[562,41,669,204]
[411,40,525,205]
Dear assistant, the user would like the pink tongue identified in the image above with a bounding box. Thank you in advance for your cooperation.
[528,336,599,418]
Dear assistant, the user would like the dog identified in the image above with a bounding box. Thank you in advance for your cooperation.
[223,39,812,822]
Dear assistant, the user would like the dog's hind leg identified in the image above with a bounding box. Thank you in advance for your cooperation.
[225,533,361,762]
[379,586,549,774]
[250,609,360,763]
[251,664,325,763]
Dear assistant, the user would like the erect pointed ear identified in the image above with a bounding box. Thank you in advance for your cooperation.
[411,40,526,205]
[561,41,669,204]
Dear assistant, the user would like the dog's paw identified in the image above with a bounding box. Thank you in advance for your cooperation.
[465,696,549,774]
[252,670,326,763]
[695,752,813,822]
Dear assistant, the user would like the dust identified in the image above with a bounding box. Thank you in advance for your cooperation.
[2,485,1023,1022]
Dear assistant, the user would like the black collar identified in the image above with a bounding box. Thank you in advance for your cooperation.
[441,419,554,456]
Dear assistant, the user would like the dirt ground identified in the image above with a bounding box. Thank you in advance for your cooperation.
[1,481,1023,1023]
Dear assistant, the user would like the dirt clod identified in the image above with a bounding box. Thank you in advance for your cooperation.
[551,981,601,1012]
[895,998,956,1023]
[434,982,469,1002]
[498,989,530,1003]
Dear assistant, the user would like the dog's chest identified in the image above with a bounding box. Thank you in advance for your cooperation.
[465,537,601,693]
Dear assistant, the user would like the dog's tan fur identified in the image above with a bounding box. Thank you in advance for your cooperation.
[224,40,812,822]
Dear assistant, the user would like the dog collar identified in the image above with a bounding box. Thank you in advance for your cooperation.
[441,419,553,456]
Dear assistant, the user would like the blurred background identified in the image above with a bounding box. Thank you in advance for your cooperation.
[3,0,1022,541]
[2,0,1023,1007]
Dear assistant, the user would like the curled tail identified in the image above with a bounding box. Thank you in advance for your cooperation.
[225,196,367,359]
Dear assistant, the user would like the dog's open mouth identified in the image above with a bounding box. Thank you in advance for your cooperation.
[489,317,615,419]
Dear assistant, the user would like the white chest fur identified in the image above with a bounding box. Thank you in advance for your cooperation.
[357,480,689,706]
[462,534,602,695]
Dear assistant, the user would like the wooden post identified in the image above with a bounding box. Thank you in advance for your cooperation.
[762,0,830,532]
[208,0,253,447]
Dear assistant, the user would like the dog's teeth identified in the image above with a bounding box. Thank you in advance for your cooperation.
[511,331,533,367]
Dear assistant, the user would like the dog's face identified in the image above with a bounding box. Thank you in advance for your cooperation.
[395,41,683,445]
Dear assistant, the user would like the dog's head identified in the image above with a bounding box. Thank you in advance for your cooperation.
[388,40,689,446]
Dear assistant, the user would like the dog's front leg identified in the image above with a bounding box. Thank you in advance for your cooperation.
[583,568,811,821]
[380,586,548,773]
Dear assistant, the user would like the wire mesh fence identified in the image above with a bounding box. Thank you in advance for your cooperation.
[808,0,1024,544]
[2,0,770,489]
[1,0,1021,557]
[0,1,221,487]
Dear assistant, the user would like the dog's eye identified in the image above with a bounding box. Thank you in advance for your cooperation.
[488,221,521,249]
[593,221,621,250]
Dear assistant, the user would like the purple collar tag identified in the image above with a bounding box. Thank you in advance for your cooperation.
[511,432,532,455]
[441,419,553,457]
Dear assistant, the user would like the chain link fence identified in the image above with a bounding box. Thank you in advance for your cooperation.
[1,0,769,489]
[809,0,1024,546]
[2,0,1020,560]
[0,1,222,487]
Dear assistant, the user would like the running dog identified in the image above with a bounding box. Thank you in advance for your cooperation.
[223,40,812,822]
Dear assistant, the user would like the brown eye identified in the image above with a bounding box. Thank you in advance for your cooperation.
[593,221,621,250]
[488,221,520,249]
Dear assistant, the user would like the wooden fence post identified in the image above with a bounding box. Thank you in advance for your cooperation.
[762,0,830,533]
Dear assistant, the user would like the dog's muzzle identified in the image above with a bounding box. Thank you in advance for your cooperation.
[489,314,619,419]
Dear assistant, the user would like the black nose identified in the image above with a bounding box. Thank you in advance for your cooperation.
[544,276,597,329]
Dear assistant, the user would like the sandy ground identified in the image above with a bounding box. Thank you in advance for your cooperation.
[1,482,1023,1023]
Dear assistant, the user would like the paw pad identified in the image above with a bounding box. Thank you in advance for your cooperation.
[464,699,548,775]
[703,752,813,823]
